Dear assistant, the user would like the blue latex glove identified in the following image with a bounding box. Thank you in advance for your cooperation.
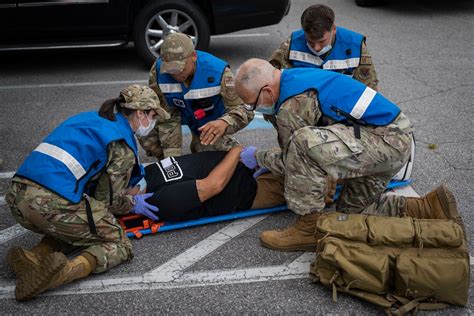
[240,146,258,169]
[131,193,159,221]
[253,167,269,179]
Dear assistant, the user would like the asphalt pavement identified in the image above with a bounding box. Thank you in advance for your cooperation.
[0,0,473,313]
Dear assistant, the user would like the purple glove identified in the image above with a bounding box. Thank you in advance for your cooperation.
[131,193,159,221]
[240,146,258,169]
[253,167,269,179]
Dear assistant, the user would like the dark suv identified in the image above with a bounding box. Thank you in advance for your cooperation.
[0,0,291,65]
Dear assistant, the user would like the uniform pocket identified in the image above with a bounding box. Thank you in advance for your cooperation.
[381,133,411,155]
[75,197,108,225]
[308,125,364,166]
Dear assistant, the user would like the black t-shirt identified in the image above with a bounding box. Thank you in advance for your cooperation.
[144,151,257,222]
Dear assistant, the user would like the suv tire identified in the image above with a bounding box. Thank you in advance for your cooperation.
[133,0,210,67]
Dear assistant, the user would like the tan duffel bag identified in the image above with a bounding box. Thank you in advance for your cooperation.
[310,212,469,314]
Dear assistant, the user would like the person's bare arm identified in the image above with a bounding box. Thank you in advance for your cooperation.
[195,146,243,202]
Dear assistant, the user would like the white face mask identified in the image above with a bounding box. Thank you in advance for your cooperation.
[306,31,333,56]
[135,115,156,137]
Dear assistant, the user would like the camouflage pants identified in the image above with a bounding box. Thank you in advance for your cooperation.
[284,124,412,215]
[6,180,133,274]
[190,133,240,153]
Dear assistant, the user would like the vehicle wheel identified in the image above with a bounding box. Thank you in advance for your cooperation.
[133,0,210,67]
[355,0,389,7]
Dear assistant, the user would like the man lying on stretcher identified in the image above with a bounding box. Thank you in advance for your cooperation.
[141,146,285,222]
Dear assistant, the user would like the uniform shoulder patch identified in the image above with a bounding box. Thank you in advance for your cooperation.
[360,56,372,65]
[358,66,371,80]
[224,76,235,87]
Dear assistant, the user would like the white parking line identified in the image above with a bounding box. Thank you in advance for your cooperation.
[0,252,312,299]
[0,80,147,90]
[1,179,470,301]
[146,216,267,282]
[0,261,309,299]
[0,172,14,179]
[212,33,270,39]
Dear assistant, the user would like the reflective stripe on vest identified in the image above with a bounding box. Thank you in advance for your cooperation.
[289,27,364,73]
[184,85,221,100]
[276,68,400,126]
[323,57,360,71]
[350,87,377,119]
[288,50,323,66]
[34,143,86,180]
[159,83,182,93]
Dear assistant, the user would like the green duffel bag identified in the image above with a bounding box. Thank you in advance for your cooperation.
[311,212,469,315]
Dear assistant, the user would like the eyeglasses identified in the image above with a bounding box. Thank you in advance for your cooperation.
[244,85,268,111]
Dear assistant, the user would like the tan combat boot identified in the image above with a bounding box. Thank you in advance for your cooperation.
[403,184,466,239]
[260,212,320,252]
[29,235,73,257]
[403,184,459,220]
[8,248,94,301]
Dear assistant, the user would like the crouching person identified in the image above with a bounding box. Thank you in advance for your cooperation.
[5,85,168,301]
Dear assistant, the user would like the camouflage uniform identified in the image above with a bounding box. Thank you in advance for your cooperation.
[255,90,413,215]
[269,37,379,91]
[5,85,165,274]
[6,141,134,273]
[141,38,253,158]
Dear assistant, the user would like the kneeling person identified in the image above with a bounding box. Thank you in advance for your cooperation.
[141,32,254,159]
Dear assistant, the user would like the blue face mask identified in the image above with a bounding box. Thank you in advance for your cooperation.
[255,103,276,115]
[255,92,277,115]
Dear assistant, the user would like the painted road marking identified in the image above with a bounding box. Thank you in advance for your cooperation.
[1,180,470,301]
[0,80,148,90]
[0,252,311,299]
[212,33,270,39]
[0,33,270,91]
[0,172,14,179]
[145,216,267,282]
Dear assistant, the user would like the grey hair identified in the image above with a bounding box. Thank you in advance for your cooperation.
[235,58,275,95]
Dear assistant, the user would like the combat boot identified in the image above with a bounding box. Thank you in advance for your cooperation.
[6,246,44,277]
[260,212,320,252]
[12,251,94,301]
[403,184,466,239]
[6,247,68,301]
[29,235,75,258]
[403,184,459,220]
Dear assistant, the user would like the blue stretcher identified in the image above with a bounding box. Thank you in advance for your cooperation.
[119,179,412,239]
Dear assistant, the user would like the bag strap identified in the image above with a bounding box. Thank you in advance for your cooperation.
[389,295,448,315]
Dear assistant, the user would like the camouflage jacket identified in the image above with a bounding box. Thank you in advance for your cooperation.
[13,140,136,215]
[141,62,254,158]
[256,90,322,176]
[255,91,412,176]
[269,37,379,91]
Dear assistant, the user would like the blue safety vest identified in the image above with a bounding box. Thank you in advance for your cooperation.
[156,51,227,134]
[289,27,364,75]
[276,68,400,126]
[16,112,144,204]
